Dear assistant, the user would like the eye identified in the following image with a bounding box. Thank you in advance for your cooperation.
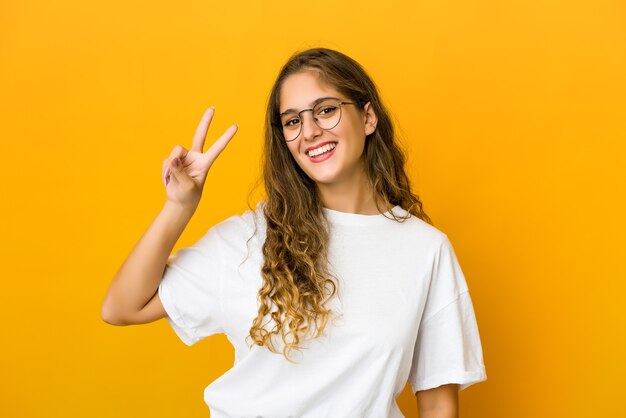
[316,106,337,116]
[283,117,300,127]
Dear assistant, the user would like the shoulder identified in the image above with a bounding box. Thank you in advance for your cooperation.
[390,206,449,250]
[210,201,267,247]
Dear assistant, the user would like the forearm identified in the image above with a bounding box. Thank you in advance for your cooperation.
[101,200,196,322]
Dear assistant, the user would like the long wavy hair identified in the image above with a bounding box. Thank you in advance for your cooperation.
[245,47,433,363]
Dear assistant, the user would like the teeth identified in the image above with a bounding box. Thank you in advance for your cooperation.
[308,143,336,157]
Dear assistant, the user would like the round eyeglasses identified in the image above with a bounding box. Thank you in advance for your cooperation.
[277,98,357,142]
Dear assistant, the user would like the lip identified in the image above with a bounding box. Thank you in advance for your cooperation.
[307,144,337,163]
[304,141,338,155]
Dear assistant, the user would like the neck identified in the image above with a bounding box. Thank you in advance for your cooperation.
[316,168,393,215]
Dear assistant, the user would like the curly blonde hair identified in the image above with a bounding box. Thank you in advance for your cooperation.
[244,48,433,363]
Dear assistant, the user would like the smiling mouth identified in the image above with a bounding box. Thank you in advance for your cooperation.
[307,142,337,157]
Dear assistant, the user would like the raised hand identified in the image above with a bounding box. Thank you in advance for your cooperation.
[162,107,238,210]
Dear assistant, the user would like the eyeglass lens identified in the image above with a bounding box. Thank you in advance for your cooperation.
[280,99,344,142]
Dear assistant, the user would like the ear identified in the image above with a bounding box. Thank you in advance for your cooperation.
[362,101,378,136]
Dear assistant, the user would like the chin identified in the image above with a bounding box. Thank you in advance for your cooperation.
[311,174,343,186]
[304,167,341,184]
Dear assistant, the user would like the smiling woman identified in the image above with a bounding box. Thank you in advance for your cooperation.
[101,47,487,417]
[279,70,376,195]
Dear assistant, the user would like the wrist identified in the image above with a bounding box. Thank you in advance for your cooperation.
[162,200,197,219]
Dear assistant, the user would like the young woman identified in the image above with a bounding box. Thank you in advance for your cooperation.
[102,48,487,418]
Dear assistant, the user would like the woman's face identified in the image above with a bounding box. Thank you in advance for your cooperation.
[278,70,377,188]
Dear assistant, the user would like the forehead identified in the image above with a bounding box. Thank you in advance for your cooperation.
[279,70,341,113]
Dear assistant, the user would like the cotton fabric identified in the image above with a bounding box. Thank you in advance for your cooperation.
[158,201,487,417]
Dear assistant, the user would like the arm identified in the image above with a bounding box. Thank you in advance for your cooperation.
[100,201,195,325]
[100,107,238,326]
[416,383,459,418]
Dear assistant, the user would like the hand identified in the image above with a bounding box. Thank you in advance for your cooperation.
[162,107,238,210]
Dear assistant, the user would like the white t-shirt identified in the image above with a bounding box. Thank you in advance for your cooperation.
[158,201,487,417]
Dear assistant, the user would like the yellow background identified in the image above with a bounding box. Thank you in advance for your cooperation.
[1,1,624,417]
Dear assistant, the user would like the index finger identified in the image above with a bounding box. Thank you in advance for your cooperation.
[191,107,215,153]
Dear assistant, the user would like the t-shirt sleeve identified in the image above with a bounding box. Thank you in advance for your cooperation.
[408,235,487,393]
[157,226,224,346]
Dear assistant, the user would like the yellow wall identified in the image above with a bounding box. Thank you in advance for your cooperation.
[1,1,624,417]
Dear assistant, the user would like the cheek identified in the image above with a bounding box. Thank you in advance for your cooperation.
[286,143,299,159]
[341,126,367,155]
[286,144,308,170]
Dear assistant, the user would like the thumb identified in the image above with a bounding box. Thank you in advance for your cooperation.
[169,158,192,187]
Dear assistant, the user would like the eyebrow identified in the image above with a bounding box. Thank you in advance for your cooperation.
[279,96,341,116]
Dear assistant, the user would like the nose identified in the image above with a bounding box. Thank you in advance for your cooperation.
[300,110,323,142]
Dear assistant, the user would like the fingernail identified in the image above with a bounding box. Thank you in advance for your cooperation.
[210,106,215,110]
[172,158,180,168]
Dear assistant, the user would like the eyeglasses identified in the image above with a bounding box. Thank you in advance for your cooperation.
[277,98,357,142]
